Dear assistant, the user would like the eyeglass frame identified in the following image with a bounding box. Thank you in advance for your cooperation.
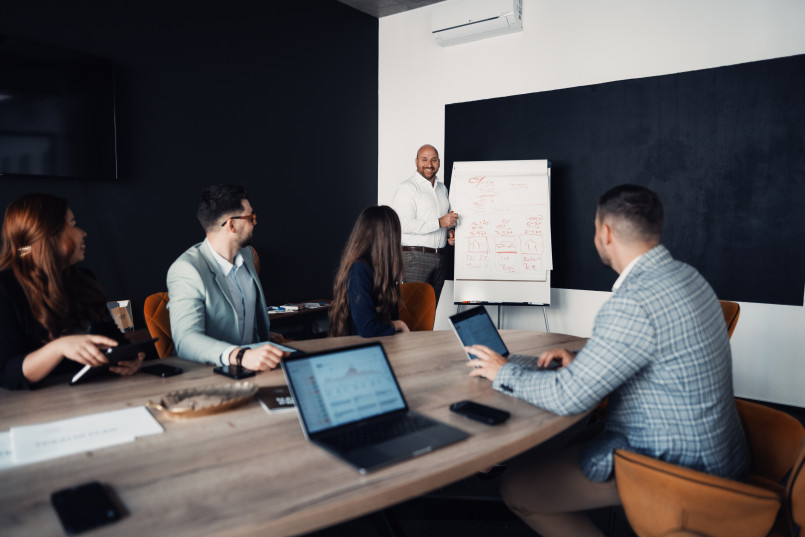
[221,213,257,226]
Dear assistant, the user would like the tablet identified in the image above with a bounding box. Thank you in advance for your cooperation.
[70,338,159,385]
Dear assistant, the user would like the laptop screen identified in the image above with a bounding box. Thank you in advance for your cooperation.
[283,343,407,435]
[449,306,510,359]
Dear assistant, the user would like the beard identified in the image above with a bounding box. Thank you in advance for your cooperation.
[238,231,253,248]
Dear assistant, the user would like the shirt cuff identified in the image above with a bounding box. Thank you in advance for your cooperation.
[221,345,237,366]
[492,362,522,395]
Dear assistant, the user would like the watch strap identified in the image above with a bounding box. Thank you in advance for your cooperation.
[235,347,247,367]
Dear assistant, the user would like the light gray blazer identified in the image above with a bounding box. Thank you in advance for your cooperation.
[166,240,270,365]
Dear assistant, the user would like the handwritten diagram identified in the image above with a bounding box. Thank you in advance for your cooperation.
[450,169,551,282]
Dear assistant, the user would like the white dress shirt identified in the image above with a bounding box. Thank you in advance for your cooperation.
[206,239,258,365]
[392,171,450,249]
[612,252,643,291]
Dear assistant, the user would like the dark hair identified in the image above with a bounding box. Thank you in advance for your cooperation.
[196,184,249,231]
[329,206,404,337]
[597,184,663,243]
[0,193,107,339]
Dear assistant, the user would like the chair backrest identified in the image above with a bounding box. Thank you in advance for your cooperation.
[143,292,175,358]
[720,299,741,339]
[614,449,782,537]
[785,436,805,536]
[249,245,260,277]
[399,282,436,331]
[736,398,805,485]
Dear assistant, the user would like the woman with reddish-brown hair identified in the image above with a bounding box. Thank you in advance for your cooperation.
[0,193,142,390]
[329,205,410,337]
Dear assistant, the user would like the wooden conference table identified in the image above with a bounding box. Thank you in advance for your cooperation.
[0,330,588,537]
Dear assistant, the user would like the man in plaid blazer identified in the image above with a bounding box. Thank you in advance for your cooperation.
[466,184,749,537]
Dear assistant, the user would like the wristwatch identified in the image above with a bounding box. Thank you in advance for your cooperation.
[235,347,247,367]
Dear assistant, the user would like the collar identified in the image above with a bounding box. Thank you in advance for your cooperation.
[612,252,643,291]
[415,171,439,186]
[204,238,244,275]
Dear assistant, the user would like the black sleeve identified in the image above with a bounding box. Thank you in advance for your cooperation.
[0,272,35,390]
[346,262,396,338]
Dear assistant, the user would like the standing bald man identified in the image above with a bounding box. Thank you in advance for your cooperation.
[391,144,458,301]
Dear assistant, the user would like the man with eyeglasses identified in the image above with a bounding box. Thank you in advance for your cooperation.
[167,184,287,370]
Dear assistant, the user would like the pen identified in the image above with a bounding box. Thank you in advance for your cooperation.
[71,364,92,384]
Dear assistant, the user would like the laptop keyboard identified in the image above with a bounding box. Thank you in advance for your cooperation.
[324,414,436,452]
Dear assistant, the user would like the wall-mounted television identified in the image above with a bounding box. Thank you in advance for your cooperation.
[0,35,117,180]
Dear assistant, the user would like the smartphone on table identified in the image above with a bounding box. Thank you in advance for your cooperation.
[450,400,511,425]
[213,365,256,379]
[51,481,124,535]
[141,363,183,378]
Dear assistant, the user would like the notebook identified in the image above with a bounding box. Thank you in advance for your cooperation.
[449,306,560,369]
[281,341,469,473]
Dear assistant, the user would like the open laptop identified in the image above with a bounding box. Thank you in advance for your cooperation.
[281,341,469,473]
[449,306,560,369]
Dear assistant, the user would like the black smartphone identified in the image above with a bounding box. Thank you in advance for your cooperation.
[51,482,124,535]
[141,363,183,378]
[213,365,256,379]
[450,400,511,425]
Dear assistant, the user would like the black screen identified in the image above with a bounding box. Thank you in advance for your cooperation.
[445,54,805,306]
[0,35,117,180]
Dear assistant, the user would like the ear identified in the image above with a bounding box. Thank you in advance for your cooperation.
[600,221,614,245]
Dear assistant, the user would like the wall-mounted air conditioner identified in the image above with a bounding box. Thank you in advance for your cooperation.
[432,0,522,47]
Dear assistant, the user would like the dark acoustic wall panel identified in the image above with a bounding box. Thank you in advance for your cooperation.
[445,54,805,306]
[0,0,378,323]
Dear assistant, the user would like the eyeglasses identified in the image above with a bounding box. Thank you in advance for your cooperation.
[221,214,257,226]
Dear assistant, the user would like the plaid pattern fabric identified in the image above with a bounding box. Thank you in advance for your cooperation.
[402,250,447,302]
[494,245,749,482]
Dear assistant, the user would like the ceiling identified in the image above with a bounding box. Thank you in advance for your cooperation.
[337,0,445,18]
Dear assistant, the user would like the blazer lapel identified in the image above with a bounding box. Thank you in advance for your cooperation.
[199,241,238,313]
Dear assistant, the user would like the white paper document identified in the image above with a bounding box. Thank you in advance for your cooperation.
[7,406,163,466]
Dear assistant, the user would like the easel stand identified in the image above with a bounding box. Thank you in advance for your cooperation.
[455,302,550,333]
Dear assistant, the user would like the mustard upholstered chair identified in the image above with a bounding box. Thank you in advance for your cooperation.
[614,400,805,537]
[399,282,436,331]
[737,399,805,488]
[143,292,174,358]
[786,437,805,537]
[720,299,741,339]
[249,245,260,277]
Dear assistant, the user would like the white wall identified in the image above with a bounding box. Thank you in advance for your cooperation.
[378,0,805,407]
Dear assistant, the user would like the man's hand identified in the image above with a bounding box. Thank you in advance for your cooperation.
[465,345,508,382]
[439,211,458,228]
[447,228,456,246]
[537,348,578,369]
[238,344,289,371]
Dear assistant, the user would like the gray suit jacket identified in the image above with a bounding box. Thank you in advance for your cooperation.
[166,240,270,365]
[494,245,749,482]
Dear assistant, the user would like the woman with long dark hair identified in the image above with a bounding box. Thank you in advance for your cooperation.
[329,206,410,337]
[0,193,143,390]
